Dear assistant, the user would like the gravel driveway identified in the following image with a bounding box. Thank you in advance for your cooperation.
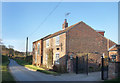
[9,59,102,81]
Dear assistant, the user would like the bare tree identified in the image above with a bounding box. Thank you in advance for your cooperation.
[8,45,14,57]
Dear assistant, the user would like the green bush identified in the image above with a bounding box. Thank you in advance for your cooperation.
[53,64,67,73]
[2,55,15,82]
[53,65,58,72]
[2,55,9,63]
[13,56,32,66]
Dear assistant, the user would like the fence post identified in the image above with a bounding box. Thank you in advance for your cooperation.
[101,56,104,80]
[76,56,78,74]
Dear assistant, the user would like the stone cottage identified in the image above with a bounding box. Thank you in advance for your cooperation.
[32,19,116,72]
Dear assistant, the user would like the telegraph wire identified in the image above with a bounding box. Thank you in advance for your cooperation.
[25,1,62,53]
[27,0,62,37]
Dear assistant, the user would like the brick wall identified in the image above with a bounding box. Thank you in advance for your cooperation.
[109,51,117,62]
[43,33,67,68]
[32,39,43,66]
[108,45,120,80]
[66,21,115,58]
[32,21,116,73]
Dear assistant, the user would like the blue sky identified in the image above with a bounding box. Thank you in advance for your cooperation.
[2,2,118,52]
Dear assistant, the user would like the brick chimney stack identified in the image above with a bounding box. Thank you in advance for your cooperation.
[62,19,68,30]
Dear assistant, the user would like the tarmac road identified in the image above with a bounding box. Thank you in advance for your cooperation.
[9,59,102,81]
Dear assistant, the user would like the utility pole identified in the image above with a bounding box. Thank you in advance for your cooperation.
[26,37,28,57]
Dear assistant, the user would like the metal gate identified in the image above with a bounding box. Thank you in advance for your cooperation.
[101,56,108,80]
[73,54,88,74]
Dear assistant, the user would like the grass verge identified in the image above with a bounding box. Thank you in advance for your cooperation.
[25,65,59,76]
[13,58,31,66]
[13,58,59,76]
[103,77,120,83]
[2,55,16,83]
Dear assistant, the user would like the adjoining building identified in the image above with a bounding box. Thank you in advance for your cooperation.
[32,19,116,73]
[108,44,120,62]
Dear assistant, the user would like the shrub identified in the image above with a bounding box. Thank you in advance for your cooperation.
[53,64,67,73]
[53,65,58,72]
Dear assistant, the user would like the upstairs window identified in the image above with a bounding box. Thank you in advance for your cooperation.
[56,36,60,45]
[46,39,49,48]
[38,43,40,55]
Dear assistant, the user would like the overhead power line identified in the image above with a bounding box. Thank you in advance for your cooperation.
[28,0,62,37]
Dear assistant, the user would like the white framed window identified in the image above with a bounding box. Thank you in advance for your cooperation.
[55,52,59,64]
[35,51,37,63]
[56,36,60,45]
[38,43,40,55]
[46,39,49,48]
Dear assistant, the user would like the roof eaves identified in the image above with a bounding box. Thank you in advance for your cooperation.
[41,21,83,40]
[33,34,51,43]
[43,31,66,40]
[108,45,116,51]
[96,30,105,33]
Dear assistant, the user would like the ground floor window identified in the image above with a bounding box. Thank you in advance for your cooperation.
[41,56,43,64]
[35,51,37,63]
[55,52,59,64]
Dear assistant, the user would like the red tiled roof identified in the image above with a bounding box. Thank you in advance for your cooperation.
[43,21,82,40]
